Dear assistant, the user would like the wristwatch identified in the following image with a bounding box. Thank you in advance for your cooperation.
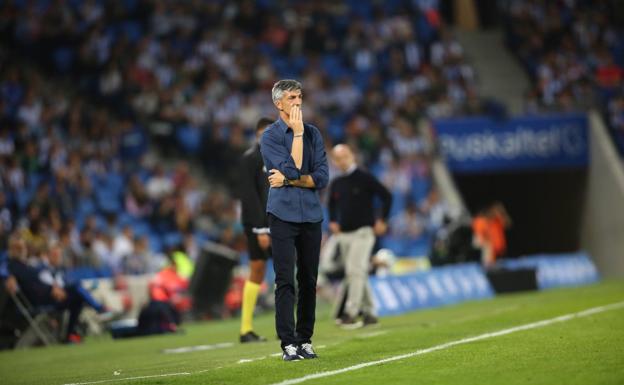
[283,178,291,187]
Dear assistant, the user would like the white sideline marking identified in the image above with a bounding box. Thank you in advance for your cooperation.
[63,372,190,385]
[162,342,234,354]
[267,301,624,385]
[238,356,267,364]
[61,301,624,385]
[196,367,222,374]
[356,330,388,339]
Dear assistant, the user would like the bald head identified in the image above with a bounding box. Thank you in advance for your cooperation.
[332,144,355,172]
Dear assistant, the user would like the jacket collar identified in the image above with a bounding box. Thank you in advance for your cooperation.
[276,117,289,133]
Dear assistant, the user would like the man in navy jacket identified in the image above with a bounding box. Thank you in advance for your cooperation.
[260,79,328,361]
[8,233,86,342]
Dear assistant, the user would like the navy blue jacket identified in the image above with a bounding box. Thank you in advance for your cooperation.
[260,118,328,223]
[8,259,53,304]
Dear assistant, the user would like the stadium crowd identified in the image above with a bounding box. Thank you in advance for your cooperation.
[502,0,624,152]
[1,0,480,275]
[0,62,243,276]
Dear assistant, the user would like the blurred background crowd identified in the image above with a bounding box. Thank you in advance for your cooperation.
[0,0,486,278]
[502,0,624,150]
[0,0,622,339]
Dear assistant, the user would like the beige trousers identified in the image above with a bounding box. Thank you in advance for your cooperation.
[334,226,376,318]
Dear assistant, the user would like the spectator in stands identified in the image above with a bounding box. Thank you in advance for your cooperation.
[389,200,426,239]
[92,232,115,271]
[503,0,624,154]
[37,241,106,314]
[125,175,152,218]
[1,234,17,296]
[0,192,14,234]
[0,0,472,277]
[146,166,174,201]
[0,128,15,158]
[123,235,159,275]
[7,233,85,342]
[113,226,135,265]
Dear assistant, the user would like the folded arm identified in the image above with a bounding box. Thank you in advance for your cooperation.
[268,169,316,189]
[260,129,301,181]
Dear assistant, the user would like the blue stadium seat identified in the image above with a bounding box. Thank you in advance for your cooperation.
[327,117,346,142]
[121,21,142,43]
[130,220,151,238]
[147,233,163,254]
[164,232,182,249]
[16,190,33,212]
[176,125,202,154]
[389,191,406,217]
[77,197,97,218]
[95,189,121,214]
[54,48,74,73]
[321,55,347,80]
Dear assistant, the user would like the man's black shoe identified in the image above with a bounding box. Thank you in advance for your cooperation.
[338,315,363,329]
[282,344,303,361]
[297,343,318,359]
[363,314,379,327]
[240,331,267,343]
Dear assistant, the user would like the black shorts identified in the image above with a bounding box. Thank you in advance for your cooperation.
[244,227,271,261]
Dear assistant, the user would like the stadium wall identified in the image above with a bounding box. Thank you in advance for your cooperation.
[580,111,624,277]
[434,114,589,256]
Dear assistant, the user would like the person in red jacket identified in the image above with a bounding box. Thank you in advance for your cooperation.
[472,202,511,268]
[136,252,192,336]
[148,254,191,314]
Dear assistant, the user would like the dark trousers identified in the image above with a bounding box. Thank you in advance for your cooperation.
[268,213,321,348]
[36,286,84,337]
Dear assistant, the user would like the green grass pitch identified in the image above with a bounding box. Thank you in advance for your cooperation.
[1,280,623,385]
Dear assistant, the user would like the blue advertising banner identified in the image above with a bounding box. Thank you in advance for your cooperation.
[497,252,600,290]
[370,253,600,317]
[434,114,588,173]
[370,263,494,316]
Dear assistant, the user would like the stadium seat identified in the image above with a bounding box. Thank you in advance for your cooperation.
[176,125,202,154]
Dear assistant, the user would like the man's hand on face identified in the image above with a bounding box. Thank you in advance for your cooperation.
[289,105,304,135]
[269,169,286,188]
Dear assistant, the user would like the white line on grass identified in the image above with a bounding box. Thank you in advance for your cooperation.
[162,342,234,354]
[61,301,624,385]
[356,330,388,339]
[267,300,624,385]
[238,356,267,364]
[63,372,191,385]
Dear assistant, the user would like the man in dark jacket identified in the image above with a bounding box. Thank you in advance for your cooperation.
[8,232,85,342]
[238,117,273,343]
[328,144,392,328]
[260,79,329,361]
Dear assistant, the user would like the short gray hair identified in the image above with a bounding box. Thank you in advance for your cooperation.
[272,79,302,104]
